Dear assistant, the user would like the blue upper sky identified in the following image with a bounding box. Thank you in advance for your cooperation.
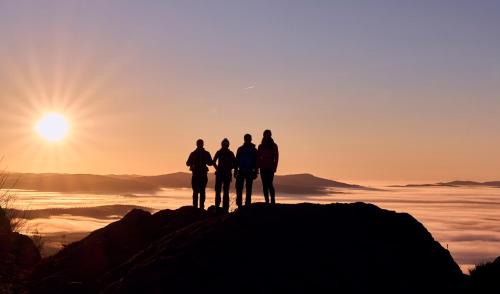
[0,1,499,181]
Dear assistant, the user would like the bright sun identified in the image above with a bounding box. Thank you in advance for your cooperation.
[35,113,70,142]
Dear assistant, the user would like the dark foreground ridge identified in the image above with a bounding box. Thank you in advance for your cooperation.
[26,202,468,294]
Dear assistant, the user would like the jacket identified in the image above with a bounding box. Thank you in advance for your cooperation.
[213,148,236,175]
[235,143,257,173]
[257,142,279,170]
[186,148,213,174]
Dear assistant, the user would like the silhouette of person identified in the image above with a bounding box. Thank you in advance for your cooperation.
[186,139,213,209]
[213,138,236,213]
[257,129,279,204]
[235,134,258,208]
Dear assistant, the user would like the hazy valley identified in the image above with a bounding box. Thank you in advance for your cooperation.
[2,172,499,273]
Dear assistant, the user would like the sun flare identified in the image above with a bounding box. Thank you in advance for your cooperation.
[35,113,70,142]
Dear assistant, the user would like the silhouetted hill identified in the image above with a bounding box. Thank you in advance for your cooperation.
[393,180,500,188]
[7,205,154,220]
[134,172,191,188]
[272,173,367,189]
[138,172,370,194]
[0,207,41,292]
[469,256,500,293]
[8,173,159,193]
[28,203,465,294]
[7,172,370,195]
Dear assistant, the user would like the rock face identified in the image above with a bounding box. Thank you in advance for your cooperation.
[30,206,210,292]
[0,207,41,292]
[29,203,465,293]
[469,256,500,293]
[0,232,41,269]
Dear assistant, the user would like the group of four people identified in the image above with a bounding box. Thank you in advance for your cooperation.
[186,129,279,212]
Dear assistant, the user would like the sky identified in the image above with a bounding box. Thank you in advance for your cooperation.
[0,0,499,182]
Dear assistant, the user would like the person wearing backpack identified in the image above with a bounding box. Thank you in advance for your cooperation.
[213,138,236,212]
[186,139,213,209]
[234,134,258,208]
[257,129,279,204]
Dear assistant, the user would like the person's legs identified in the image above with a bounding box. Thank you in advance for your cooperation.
[222,174,231,212]
[235,174,244,208]
[191,174,199,208]
[245,174,253,206]
[268,171,276,204]
[260,170,270,204]
[214,174,222,209]
[199,174,208,210]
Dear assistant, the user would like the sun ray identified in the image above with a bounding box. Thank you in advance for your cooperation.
[0,26,132,174]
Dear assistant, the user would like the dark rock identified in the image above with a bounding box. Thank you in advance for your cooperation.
[0,232,41,268]
[205,205,230,215]
[0,206,41,269]
[101,203,465,294]
[0,215,41,293]
[0,207,12,234]
[29,206,209,293]
[469,256,500,293]
[28,203,467,294]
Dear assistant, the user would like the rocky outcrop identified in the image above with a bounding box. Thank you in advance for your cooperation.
[0,207,41,293]
[28,203,465,293]
[0,232,41,269]
[30,206,210,292]
[469,256,500,293]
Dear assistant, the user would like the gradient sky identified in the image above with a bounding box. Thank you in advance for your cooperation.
[0,0,499,182]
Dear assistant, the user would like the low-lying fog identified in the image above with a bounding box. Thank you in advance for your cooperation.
[5,185,499,273]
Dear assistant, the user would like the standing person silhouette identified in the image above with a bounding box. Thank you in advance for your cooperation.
[186,139,213,209]
[258,129,279,204]
[235,134,258,208]
[213,138,236,213]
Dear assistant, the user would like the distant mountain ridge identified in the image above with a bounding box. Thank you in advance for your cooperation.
[5,172,371,195]
[7,205,154,220]
[393,181,500,188]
